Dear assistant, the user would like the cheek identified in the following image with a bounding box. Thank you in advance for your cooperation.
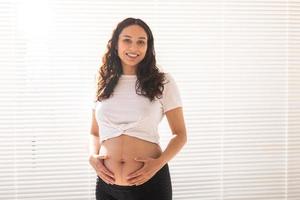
[117,47,127,58]
[141,46,148,55]
[117,44,126,52]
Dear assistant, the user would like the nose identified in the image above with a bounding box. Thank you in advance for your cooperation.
[128,42,139,51]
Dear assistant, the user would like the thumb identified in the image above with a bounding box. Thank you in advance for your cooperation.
[134,157,147,162]
[97,155,109,160]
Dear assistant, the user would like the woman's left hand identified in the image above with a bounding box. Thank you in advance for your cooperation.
[126,156,164,186]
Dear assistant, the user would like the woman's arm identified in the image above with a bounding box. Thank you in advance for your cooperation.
[126,106,187,185]
[157,107,187,166]
[89,134,100,155]
[89,110,100,156]
[88,110,116,184]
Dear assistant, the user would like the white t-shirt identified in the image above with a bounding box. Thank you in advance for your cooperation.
[92,72,182,145]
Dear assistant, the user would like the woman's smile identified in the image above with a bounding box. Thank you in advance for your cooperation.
[117,25,148,69]
[126,52,139,60]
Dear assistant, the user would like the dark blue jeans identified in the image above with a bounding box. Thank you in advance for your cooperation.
[95,163,172,200]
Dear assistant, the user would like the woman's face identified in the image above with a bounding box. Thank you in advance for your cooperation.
[117,25,148,72]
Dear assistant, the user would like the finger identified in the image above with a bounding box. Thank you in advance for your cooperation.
[95,159,115,178]
[127,172,144,180]
[98,155,109,160]
[99,174,115,184]
[97,169,115,182]
[127,168,145,180]
[98,168,115,181]
[98,175,110,184]
[98,164,115,178]
[134,157,148,162]
[129,176,145,185]
[102,168,115,179]
[135,180,146,186]
[127,173,144,182]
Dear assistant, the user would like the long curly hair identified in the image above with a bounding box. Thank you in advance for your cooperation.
[95,17,167,103]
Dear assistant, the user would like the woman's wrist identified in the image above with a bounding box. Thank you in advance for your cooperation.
[156,155,167,167]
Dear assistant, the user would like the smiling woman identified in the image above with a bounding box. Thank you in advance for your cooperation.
[117,25,148,75]
[89,17,187,200]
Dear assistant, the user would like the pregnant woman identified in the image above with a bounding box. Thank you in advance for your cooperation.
[88,17,187,200]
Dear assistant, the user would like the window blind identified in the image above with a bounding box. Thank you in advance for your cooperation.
[0,0,299,199]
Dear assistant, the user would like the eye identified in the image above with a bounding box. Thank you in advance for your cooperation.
[123,39,131,43]
[137,40,146,45]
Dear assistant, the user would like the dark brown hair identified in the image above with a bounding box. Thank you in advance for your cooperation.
[95,17,167,103]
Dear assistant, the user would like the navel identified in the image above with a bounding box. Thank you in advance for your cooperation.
[119,158,126,164]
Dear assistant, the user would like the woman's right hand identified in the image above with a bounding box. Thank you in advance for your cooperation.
[89,154,115,184]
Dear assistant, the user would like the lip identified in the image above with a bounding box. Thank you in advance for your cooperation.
[125,53,139,60]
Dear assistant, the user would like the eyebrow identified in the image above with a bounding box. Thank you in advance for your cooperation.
[121,35,147,40]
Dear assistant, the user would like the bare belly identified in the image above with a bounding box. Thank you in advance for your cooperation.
[99,134,162,186]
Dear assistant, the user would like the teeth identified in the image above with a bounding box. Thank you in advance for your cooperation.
[127,53,138,57]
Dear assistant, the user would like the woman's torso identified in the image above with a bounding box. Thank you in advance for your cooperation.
[99,134,162,186]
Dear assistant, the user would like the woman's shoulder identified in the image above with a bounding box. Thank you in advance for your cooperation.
[156,65,171,78]
[162,72,176,84]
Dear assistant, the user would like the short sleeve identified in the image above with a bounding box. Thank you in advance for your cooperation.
[161,73,183,113]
